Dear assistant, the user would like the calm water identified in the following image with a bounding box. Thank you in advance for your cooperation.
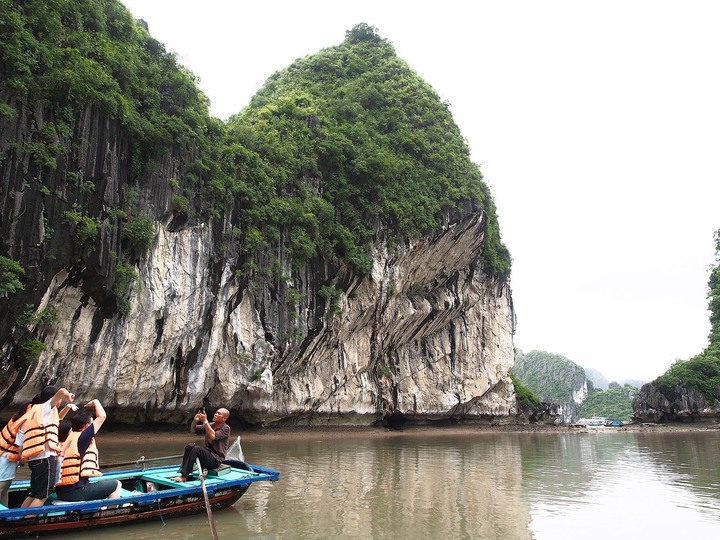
[15,429,720,539]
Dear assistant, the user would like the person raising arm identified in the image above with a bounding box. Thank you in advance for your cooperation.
[20,386,74,508]
[55,399,121,502]
[171,408,231,482]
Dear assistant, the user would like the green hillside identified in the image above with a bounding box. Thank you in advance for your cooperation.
[0,4,510,305]
[227,23,511,276]
[0,0,218,173]
[0,3,513,379]
[577,384,638,421]
[512,350,586,404]
[512,349,588,421]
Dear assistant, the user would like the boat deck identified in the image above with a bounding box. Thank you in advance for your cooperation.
[112,464,257,489]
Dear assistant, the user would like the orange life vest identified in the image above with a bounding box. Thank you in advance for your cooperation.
[0,410,32,462]
[20,403,61,460]
[57,431,102,486]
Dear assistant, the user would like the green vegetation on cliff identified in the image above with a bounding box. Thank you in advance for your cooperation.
[512,349,591,422]
[0,0,217,170]
[652,230,720,404]
[510,374,541,408]
[512,350,587,407]
[0,2,511,372]
[227,23,510,276]
[655,353,720,404]
[577,384,638,421]
[708,230,720,348]
[1,5,510,281]
[0,256,24,294]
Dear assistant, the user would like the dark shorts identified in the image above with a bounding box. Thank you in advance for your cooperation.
[56,479,119,502]
[28,457,58,499]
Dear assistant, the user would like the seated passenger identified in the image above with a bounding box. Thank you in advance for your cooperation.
[55,399,121,502]
[171,407,230,482]
[55,419,73,487]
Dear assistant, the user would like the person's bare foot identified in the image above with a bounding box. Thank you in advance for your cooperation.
[170,476,187,482]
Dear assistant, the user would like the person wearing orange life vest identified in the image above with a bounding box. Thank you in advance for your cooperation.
[55,399,121,502]
[0,401,32,506]
[19,386,75,508]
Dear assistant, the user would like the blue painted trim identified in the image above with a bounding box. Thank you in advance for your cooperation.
[0,462,280,521]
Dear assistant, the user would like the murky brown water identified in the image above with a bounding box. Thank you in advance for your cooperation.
[12,429,720,539]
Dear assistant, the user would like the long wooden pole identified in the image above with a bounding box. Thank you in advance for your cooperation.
[196,457,219,540]
[102,454,184,470]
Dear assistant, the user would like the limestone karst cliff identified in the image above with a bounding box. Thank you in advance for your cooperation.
[632,382,715,422]
[512,350,588,423]
[0,5,517,426]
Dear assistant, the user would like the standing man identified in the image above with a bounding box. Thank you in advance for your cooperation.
[20,386,74,508]
[171,408,230,482]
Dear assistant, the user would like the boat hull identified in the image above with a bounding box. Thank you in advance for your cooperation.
[0,486,248,535]
[0,462,279,536]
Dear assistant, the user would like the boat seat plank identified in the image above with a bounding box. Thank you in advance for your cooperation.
[209,464,232,476]
[176,463,232,476]
[95,471,142,481]
[140,472,188,489]
[141,467,255,488]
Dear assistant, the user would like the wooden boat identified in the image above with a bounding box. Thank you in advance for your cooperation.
[0,459,279,536]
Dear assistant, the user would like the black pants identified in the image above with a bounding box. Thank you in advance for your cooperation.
[180,444,221,478]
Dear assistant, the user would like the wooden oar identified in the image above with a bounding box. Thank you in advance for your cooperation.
[102,454,184,470]
[196,457,219,540]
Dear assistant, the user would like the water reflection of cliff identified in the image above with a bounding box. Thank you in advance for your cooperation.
[243,434,533,539]
[60,431,720,539]
[517,433,625,497]
[518,431,720,539]
[633,432,720,498]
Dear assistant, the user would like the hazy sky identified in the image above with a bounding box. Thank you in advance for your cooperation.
[120,1,720,382]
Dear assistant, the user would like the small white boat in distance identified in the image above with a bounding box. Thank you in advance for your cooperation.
[576,417,609,427]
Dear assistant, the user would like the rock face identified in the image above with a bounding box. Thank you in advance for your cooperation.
[0,98,518,426]
[0,11,519,426]
[16,215,516,425]
[516,401,560,425]
[512,350,588,423]
[632,383,720,423]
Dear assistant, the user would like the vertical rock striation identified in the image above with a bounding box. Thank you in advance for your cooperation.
[0,9,518,426]
[8,208,516,425]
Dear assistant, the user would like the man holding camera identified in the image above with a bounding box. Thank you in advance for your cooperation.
[171,407,231,482]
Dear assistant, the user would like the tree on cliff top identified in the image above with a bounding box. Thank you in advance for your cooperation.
[0,5,511,359]
[706,229,720,348]
[653,230,720,403]
[0,0,215,168]
[0,6,510,282]
[227,23,511,277]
